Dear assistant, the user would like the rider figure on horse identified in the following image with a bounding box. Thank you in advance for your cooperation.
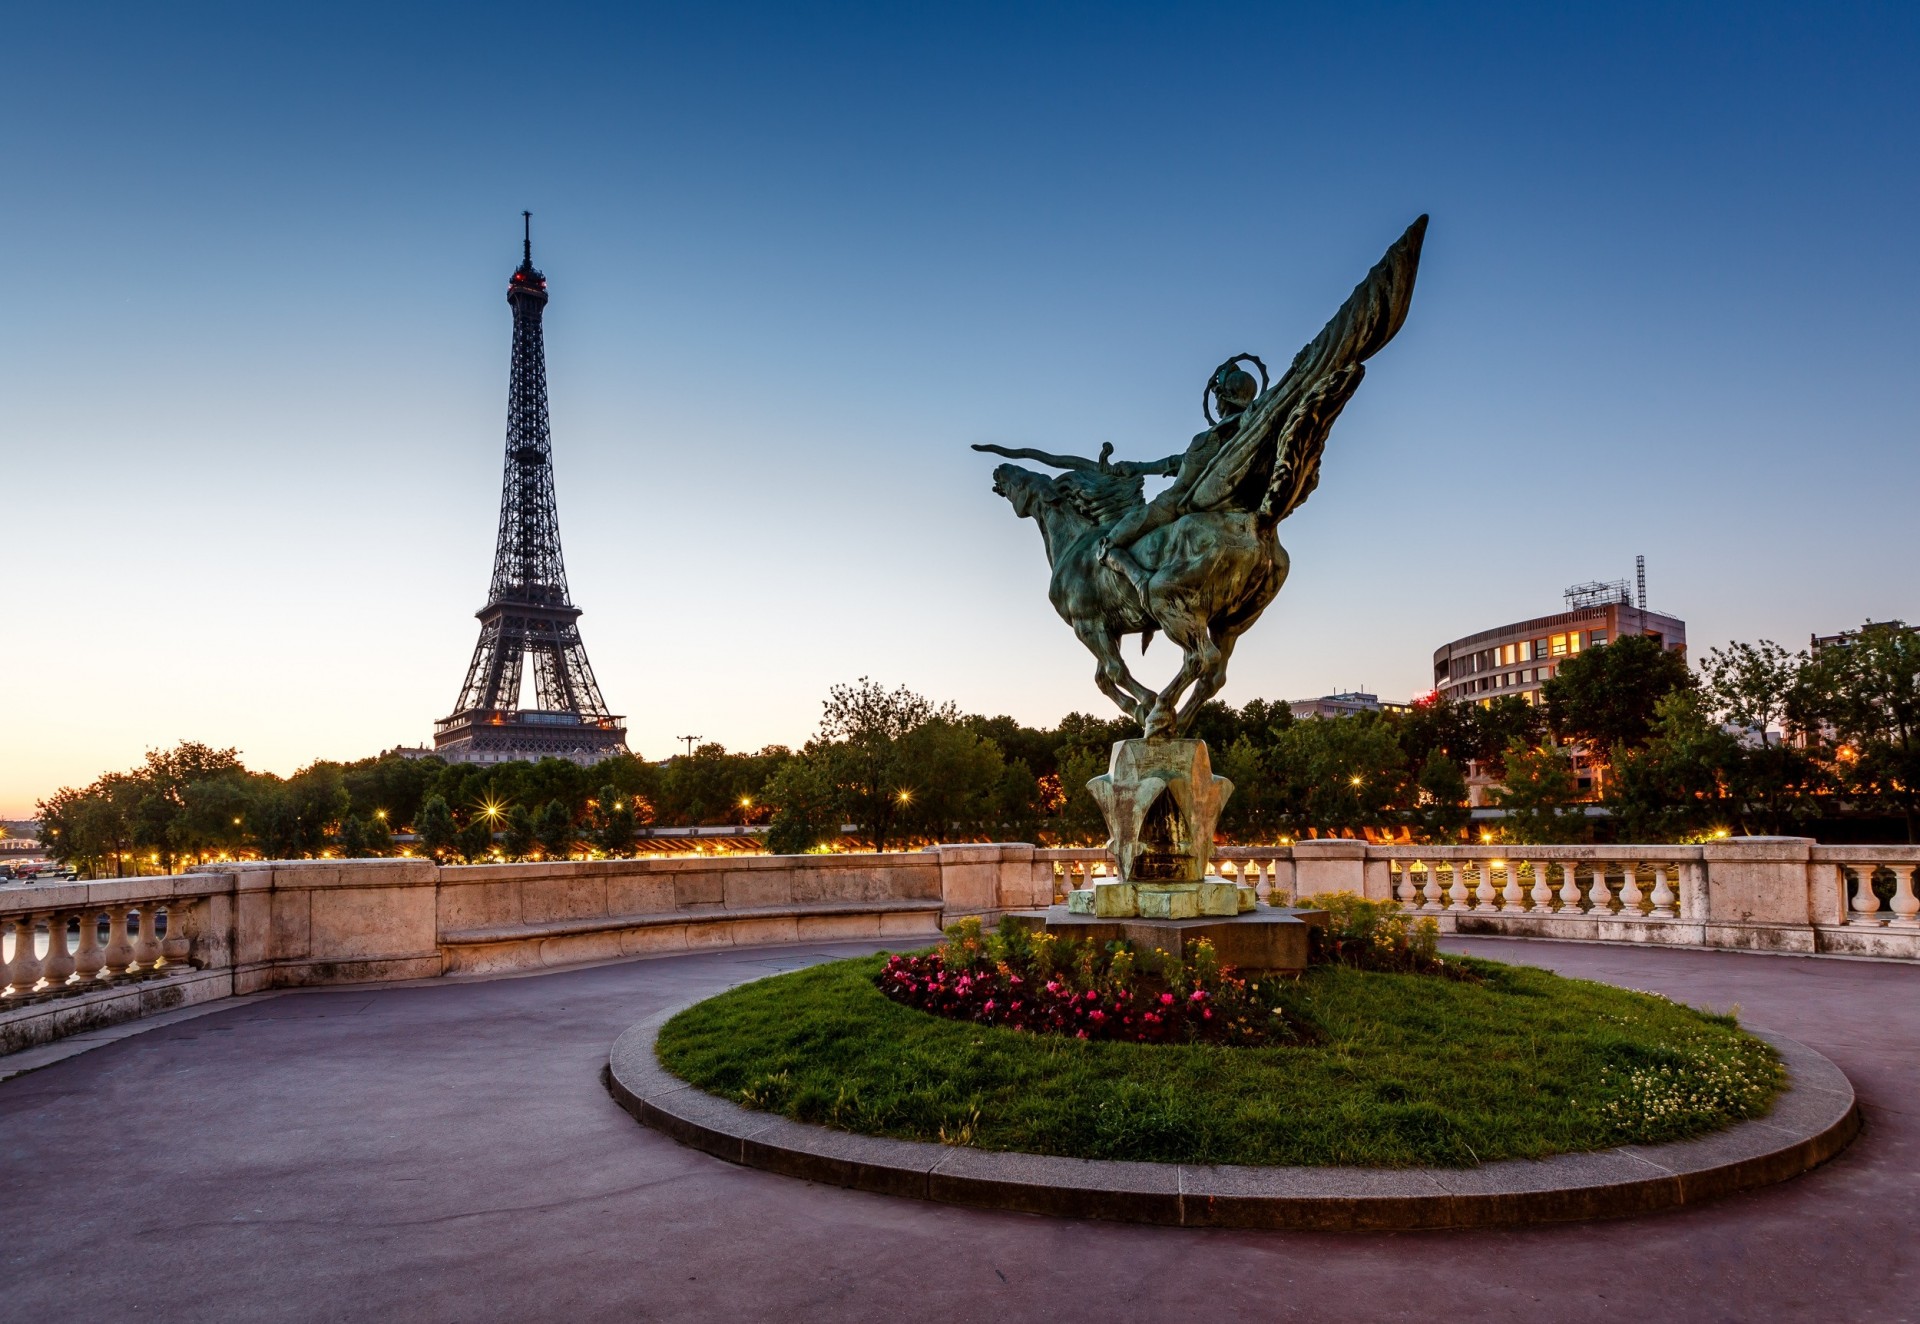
[1094,359,1263,610]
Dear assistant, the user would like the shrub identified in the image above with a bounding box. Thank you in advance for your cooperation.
[1310,891,1463,977]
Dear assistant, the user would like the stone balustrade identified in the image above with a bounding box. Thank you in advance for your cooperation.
[6,835,1918,1059]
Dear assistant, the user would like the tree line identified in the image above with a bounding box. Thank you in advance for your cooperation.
[35,622,1920,875]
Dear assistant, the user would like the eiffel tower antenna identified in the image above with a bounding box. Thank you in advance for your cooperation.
[434,217,629,766]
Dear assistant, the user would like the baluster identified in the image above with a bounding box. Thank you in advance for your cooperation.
[1448,863,1471,912]
[1589,863,1614,915]
[1848,867,1884,926]
[131,906,163,972]
[3,915,39,998]
[1888,865,1920,928]
[103,905,136,978]
[1618,864,1646,918]
[1471,862,1495,912]
[1397,861,1420,909]
[1422,862,1444,910]
[41,910,76,991]
[1500,860,1524,910]
[8,913,47,997]
[161,900,196,973]
[1529,860,1555,911]
[1649,865,1677,918]
[1558,861,1583,913]
[74,908,106,984]
[1256,858,1274,905]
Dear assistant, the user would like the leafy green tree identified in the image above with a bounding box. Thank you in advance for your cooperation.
[249,764,349,860]
[589,784,637,857]
[336,815,387,858]
[1606,690,1738,842]
[341,753,444,833]
[1543,635,1693,752]
[456,816,495,864]
[1701,640,1807,746]
[1800,622,1920,838]
[1489,740,1589,844]
[503,804,537,860]
[416,795,459,861]
[534,799,576,860]
[895,719,1006,843]
[764,757,843,855]
[817,678,954,852]
[1051,745,1110,844]
[1266,713,1408,837]
[1414,750,1470,843]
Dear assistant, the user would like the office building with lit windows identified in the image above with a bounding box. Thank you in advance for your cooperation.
[1432,594,1687,708]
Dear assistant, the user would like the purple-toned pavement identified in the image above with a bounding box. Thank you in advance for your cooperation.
[0,937,1913,1323]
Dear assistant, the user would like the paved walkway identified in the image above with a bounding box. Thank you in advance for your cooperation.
[0,938,1913,1323]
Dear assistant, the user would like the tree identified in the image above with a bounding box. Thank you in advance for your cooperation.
[1489,740,1588,844]
[534,800,576,860]
[1543,635,1693,752]
[589,784,637,857]
[1414,751,1470,843]
[502,805,537,860]
[416,795,459,861]
[1606,690,1738,842]
[455,816,495,864]
[816,678,955,852]
[336,815,388,859]
[1801,622,1920,839]
[1701,640,1808,746]
[1265,713,1408,837]
[764,758,843,855]
[1052,745,1110,843]
[894,718,1006,843]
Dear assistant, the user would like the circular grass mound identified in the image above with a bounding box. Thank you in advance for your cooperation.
[655,954,1783,1168]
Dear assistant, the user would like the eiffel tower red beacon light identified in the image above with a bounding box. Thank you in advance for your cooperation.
[433,214,629,767]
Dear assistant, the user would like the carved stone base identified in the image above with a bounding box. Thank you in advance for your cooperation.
[1082,739,1234,920]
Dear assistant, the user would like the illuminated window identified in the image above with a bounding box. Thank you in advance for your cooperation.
[1551,634,1568,656]
[1569,632,1582,654]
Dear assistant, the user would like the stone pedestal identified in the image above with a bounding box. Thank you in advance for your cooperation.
[1076,738,1240,918]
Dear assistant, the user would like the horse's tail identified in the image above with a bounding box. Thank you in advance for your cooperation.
[1141,626,1156,654]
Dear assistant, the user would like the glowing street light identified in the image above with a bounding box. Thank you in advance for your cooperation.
[896,789,913,804]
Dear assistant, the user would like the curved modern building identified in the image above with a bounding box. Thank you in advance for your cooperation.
[1432,598,1686,708]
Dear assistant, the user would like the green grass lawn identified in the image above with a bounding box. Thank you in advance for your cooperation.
[655,954,1783,1167]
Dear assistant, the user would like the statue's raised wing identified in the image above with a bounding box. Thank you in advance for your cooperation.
[1187,215,1427,521]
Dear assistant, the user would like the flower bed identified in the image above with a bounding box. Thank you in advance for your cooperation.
[875,897,1471,1048]
[876,923,1311,1047]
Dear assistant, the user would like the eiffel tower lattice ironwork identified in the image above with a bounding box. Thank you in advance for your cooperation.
[434,214,628,766]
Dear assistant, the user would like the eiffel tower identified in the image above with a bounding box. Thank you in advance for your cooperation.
[434,214,628,766]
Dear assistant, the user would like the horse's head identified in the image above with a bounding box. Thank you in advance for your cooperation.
[990,463,1056,519]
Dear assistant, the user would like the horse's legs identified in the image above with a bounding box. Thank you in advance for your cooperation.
[1073,620,1151,727]
[1172,621,1243,733]
[1143,596,1218,738]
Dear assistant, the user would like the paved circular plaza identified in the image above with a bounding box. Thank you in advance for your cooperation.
[1,937,1913,1322]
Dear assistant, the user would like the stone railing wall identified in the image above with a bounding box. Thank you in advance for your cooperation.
[6,836,1915,1057]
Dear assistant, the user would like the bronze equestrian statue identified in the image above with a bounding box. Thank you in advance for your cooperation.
[977,215,1427,740]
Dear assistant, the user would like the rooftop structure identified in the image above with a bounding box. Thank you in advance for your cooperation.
[435,215,628,767]
[1289,691,1412,720]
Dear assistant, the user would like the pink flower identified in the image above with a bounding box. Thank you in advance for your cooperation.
[1160,993,1175,1006]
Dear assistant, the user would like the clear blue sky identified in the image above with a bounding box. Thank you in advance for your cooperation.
[5,2,1916,813]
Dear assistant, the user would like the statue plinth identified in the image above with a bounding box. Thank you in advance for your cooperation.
[1070,739,1252,919]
